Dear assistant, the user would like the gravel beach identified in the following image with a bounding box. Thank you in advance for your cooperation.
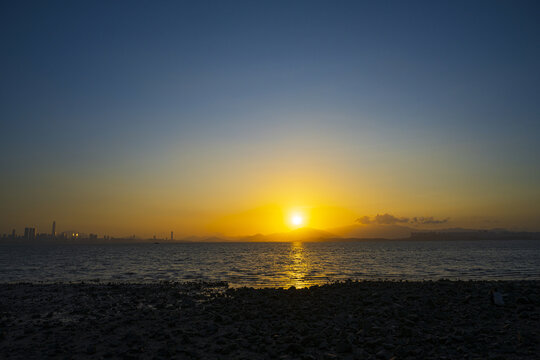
[0,280,538,359]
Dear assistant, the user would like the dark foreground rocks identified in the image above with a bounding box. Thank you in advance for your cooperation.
[0,280,539,359]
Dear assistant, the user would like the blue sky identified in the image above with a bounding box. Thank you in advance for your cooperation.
[1,1,539,235]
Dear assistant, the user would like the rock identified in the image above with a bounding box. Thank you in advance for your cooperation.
[335,340,352,353]
[516,297,530,304]
[491,290,505,306]
[365,337,380,347]
[217,344,234,355]
[286,343,304,354]
[376,349,393,360]
[86,345,96,355]
[300,335,317,347]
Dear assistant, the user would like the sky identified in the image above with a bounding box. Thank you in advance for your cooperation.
[1,0,539,237]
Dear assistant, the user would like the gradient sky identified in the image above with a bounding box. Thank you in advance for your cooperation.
[1,0,540,237]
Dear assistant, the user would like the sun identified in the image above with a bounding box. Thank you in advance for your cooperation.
[290,214,304,228]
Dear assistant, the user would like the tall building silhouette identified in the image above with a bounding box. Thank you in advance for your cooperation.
[51,221,56,237]
[24,227,36,241]
[171,231,173,241]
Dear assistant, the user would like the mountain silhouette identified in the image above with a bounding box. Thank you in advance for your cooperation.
[243,227,337,242]
[329,224,416,239]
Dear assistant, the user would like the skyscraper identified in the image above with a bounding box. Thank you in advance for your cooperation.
[52,221,56,237]
[171,231,173,241]
[24,227,36,241]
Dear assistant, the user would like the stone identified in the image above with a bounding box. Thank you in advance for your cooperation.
[286,343,304,354]
[86,345,96,355]
[336,340,352,353]
[376,349,393,360]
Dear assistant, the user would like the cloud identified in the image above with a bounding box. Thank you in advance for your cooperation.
[356,213,449,226]
[355,213,409,225]
[374,213,410,225]
[356,216,372,225]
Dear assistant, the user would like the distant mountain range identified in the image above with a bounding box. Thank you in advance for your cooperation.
[179,228,335,242]
[329,224,414,239]
[176,225,540,242]
[242,227,336,242]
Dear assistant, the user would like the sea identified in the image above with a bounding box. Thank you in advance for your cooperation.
[1,240,539,288]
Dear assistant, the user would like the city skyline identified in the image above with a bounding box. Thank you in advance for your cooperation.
[4,217,540,243]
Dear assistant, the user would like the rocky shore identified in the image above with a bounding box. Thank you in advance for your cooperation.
[0,280,538,359]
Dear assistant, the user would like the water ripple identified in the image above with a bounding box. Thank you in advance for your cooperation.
[0,240,539,287]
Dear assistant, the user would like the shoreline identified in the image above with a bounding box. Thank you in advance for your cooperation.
[1,280,538,359]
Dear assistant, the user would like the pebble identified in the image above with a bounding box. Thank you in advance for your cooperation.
[376,349,393,360]
[286,343,304,354]
[0,280,538,359]
[335,340,352,353]
[86,345,96,354]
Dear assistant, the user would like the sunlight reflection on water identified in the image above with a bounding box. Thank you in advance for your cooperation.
[285,241,310,288]
[0,240,539,287]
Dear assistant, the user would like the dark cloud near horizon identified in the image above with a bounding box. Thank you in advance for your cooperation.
[356,213,449,226]
[356,216,372,225]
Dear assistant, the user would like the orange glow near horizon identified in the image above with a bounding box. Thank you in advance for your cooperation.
[205,204,360,237]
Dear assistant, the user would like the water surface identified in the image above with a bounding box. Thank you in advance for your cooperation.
[0,240,538,287]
